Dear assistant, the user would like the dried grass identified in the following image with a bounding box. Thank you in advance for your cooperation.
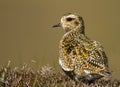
[0,62,119,87]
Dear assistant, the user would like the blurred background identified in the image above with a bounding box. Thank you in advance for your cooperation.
[0,0,120,79]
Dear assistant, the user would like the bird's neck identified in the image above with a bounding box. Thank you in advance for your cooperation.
[73,26,85,35]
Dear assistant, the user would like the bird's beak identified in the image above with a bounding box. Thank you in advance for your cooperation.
[52,23,61,28]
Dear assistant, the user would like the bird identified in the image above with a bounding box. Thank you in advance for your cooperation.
[52,13,111,83]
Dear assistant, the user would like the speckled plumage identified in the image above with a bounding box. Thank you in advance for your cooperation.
[53,13,111,82]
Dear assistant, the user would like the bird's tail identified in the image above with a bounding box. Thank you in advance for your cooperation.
[99,68,112,81]
[76,68,112,83]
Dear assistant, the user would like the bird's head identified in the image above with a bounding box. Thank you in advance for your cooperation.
[53,13,85,34]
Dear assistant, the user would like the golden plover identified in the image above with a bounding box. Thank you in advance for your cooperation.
[53,13,111,82]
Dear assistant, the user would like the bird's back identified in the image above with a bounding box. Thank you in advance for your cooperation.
[59,30,111,82]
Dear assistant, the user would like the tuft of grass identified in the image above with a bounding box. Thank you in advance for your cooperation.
[0,63,120,87]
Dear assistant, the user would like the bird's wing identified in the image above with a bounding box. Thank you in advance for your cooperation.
[81,39,108,69]
[75,35,111,77]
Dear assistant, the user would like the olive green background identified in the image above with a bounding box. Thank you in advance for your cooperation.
[0,0,120,79]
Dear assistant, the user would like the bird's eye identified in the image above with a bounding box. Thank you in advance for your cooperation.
[66,17,74,21]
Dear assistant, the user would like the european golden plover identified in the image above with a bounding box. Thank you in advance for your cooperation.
[53,13,111,83]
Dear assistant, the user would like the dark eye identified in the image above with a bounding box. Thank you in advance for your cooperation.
[66,17,74,21]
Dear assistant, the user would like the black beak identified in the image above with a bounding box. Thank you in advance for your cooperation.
[52,23,61,28]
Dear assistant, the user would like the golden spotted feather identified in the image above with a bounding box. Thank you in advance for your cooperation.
[59,30,109,78]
